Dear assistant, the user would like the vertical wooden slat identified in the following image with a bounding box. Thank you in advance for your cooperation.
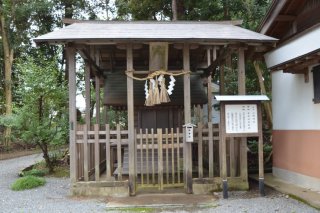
[177,128,180,184]
[165,128,169,184]
[198,122,203,178]
[183,128,186,188]
[157,128,163,190]
[67,47,77,182]
[83,125,89,181]
[94,124,100,181]
[208,122,214,178]
[140,128,143,185]
[127,44,135,195]
[183,43,192,194]
[171,128,175,184]
[151,128,155,185]
[146,129,149,185]
[105,124,111,180]
[230,137,236,177]
[117,124,122,181]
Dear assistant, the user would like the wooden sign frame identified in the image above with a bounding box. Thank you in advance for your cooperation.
[217,97,266,199]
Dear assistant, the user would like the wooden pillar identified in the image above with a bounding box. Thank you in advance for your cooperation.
[83,63,91,182]
[95,50,101,124]
[85,63,91,127]
[220,102,228,198]
[183,43,192,194]
[67,47,77,182]
[238,48,248,182]
[258,103,265,196]
[207,48,212,124]
[127,44,136,195]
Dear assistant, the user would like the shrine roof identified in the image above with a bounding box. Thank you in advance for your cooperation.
[34,21,277,44]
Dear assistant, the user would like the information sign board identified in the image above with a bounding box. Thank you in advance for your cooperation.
[225,104,258,134]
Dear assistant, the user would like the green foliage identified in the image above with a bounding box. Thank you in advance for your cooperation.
[107,107,128,129]
[21,169,47,177]
[11,176,46,191]
[12,53,68,172]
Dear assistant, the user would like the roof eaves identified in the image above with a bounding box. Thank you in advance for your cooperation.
[257,0,288,34]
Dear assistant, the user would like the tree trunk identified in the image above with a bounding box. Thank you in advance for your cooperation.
[172,0,184,20]
[0,9,14,147]
[172,0,177,20]
[253,61,273,128]
[39,142,54,173]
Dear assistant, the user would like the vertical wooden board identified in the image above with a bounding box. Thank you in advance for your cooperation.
[127,44,135,194]
[146,129,150,184]
[140,129,143,185]
[157,129,163,190]
[198,122,203,178]
[177,128,181,184]
[183,43,192,194]
[220,103,227,179]
[83,125,89,181]
[67,47,77,182]
[183,128,186,189]
[117,124,122,181]
[208,122,214,178]
[165,128,169,184]
[149,42,168,71]
[258,103,264,179]
[105,124,111,179]
[230,137,236,177]
[94,124,100,181]
[171,128,175,184]
[151,128,155,185]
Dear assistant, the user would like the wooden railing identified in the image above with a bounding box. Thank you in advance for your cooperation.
[75,122,220,185]
[135,128,184,189]
[76,124,128,181]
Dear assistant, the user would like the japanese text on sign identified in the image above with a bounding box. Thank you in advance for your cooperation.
[225,104,258,133]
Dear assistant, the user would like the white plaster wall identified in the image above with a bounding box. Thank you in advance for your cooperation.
[272,68,320,130]
[265,25,320,68]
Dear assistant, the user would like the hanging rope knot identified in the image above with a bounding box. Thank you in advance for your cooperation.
[125,70,191,106]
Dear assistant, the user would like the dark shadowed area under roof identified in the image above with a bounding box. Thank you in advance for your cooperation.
[34,21,277,44]
[104,74,207,107]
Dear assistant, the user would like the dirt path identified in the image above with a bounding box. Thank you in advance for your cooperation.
[0,149,41,160]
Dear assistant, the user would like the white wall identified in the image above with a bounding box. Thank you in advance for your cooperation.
[272,68,320,130]
[265,25,320,68]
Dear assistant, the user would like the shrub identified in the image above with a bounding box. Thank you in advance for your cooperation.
[22,169,47,177]
[11,176,46,191]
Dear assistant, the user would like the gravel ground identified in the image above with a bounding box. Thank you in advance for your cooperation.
[0,154,318,213]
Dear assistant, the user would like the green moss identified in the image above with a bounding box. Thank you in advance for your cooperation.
[11,176,46,191]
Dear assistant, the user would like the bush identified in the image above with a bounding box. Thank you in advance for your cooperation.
[11,176,46,191]
[21,169,47,177]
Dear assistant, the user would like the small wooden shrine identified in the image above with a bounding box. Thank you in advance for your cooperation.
[34,20,276,197]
